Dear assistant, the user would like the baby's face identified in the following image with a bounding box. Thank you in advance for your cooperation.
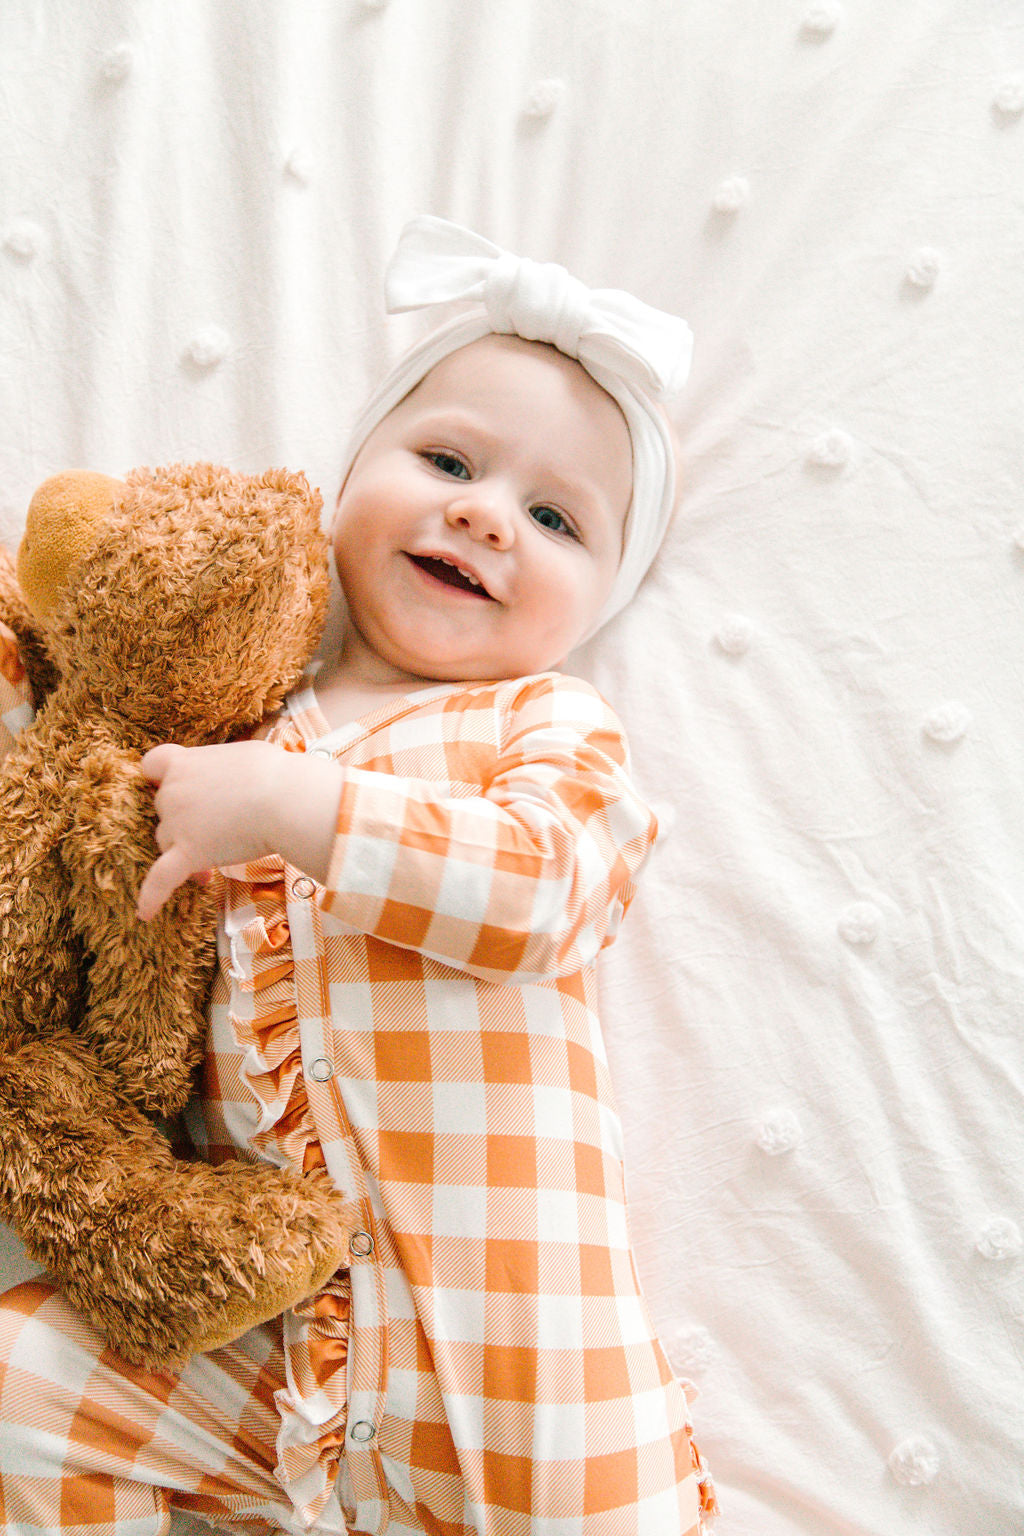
[332,335,632,685]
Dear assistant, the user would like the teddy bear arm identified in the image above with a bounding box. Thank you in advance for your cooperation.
[62,741,222,1116]
[75,899,219,1117]
[0,743,82,1040]
[0,1026,357,1368]
[0,729,202,1110]
[0,885,83,1041]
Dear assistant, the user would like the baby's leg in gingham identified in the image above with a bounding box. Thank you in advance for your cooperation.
[0,1280,296,1536]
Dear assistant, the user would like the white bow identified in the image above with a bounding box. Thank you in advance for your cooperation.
[385,215,693,399]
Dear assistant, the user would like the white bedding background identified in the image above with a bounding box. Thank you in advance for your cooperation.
[2,3,1022,1532]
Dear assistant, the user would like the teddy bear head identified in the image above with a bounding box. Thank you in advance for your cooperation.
[18,462,330,745]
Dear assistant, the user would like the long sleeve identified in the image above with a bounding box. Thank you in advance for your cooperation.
[321,674,659,983]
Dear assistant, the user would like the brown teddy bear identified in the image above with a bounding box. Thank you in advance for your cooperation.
[0,462,357,1369]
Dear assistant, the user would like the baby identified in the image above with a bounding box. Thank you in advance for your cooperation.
[0,217,716,1536]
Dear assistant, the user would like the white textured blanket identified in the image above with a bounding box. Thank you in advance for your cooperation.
[2,3,1021,1531]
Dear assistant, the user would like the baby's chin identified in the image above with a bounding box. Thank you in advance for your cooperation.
[363,603,591,685]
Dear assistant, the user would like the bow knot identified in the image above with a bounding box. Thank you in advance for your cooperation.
[483,253,592,357]
[385,215,692,398]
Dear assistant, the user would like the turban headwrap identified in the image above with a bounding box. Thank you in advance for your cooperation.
[338,215,693,636]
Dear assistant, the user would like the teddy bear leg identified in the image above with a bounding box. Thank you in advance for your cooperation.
[0,1029,356,1369]
[83,1155,359,1369]
[184,1163,357,1358]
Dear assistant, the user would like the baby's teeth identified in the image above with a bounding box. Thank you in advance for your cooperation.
[436,556,482,588]
[442,557,480,586]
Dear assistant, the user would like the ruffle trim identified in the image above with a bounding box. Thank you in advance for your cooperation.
[273,1275,353,1528]
[224,858,323,1169]
[222,858,350,1527]
[678,1378,720,1526]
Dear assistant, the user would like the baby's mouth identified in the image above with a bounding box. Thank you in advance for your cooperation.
[407,553,494,599]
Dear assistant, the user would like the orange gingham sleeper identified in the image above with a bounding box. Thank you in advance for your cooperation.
[0,670,716,1536]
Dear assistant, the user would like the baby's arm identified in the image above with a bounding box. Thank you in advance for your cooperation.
[319,685,659,980]
[141,679,657,980]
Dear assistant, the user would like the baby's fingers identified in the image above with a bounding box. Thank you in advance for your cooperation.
[140,741,185,787]
[137,846,197,923]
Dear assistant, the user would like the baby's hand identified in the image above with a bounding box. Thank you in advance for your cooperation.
[137,739,286,922]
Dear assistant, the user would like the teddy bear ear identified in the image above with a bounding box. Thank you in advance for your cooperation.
[18,471,126,625]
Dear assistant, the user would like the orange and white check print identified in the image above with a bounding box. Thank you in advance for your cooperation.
[0,670,716,1535]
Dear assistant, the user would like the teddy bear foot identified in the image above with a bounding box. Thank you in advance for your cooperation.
[189,1238,351,1358]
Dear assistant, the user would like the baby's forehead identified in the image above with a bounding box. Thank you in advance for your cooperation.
[401,335,630,453]
[373,335,631,536]
[406,333,602,402]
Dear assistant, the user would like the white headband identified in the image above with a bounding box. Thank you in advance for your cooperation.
[338,215,693,636]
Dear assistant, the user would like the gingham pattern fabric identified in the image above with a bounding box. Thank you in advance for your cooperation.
[0,670,717,1536]
[198,671,716,1534]
[0,1277,353,1536]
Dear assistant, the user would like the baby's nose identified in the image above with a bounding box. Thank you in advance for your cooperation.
[444,489,514,548]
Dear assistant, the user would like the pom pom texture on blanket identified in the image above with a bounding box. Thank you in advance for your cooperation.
[2,3,1022,1533]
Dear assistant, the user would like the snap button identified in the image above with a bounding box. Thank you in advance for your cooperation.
[349,1230,374,1258]
[308,1057,334,1082]
[309,745,333,759]
[350,1419,376,1443]
[291,875,317,899]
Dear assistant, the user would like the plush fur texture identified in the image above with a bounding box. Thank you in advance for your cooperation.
[0,463,358,1369]
[0,543,58,709]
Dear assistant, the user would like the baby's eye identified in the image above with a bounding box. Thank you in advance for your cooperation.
[530,504,579,540]
[424,450,470,480]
